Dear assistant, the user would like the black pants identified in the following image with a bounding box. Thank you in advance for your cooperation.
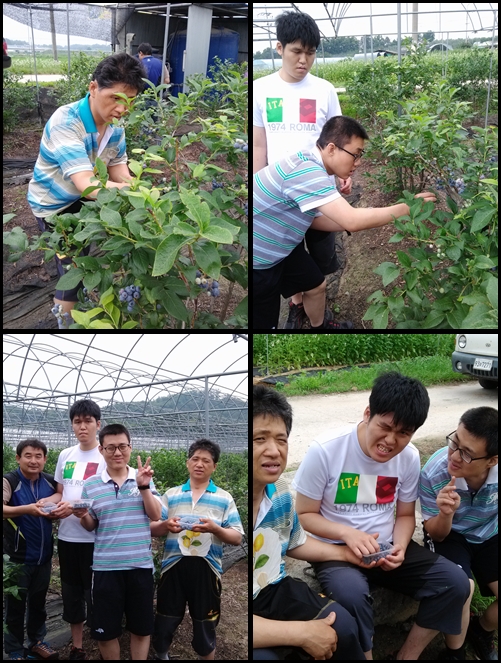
[312,540,471,652]
[35,199,90,300]
[153,557,221,657]
[253,575,366,660]
[4,559,51,654]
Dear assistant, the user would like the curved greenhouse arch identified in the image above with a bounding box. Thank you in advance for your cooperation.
[3,334,248,453]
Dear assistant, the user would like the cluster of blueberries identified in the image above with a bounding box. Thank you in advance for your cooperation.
[195,270,220,297]
[82,287,96,303]
[212,180,225,190]
[50,304,72,330]
[119,285,142,313]
[233,139,248,153]
[435,169,465,193]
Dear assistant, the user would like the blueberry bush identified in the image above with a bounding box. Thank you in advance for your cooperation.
[363,121,497,329]
[4,60,248,329]
[307,37,497,329]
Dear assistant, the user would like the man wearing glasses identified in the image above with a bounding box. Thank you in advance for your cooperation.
[253,115,436,329]
[77,423,162,660]
[419,406,498,660]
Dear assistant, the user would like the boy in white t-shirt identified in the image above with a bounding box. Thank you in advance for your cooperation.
[292,371,471,660]
[46,399,106,660]
[253,10,352,329]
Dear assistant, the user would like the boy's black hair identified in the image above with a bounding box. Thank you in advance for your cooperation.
[317,115,369,149]
[188,438,220,464]
[253,385,293,437]
[459,407,498,458]
[276,11,320,51]
[16,438,47,457]
[138,42,153,55]
[368,371,430,433]
[69,399,101,423]
[99,423,131,446]
[91,52,146,93]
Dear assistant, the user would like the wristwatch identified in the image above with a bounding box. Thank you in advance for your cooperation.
[137,485,150,491]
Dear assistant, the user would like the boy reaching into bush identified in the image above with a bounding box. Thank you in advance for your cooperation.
[253,115,437,329]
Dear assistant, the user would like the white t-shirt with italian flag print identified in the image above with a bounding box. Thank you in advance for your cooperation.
[253,70,343,166]
[55,443,106,543]
[291,423,420,544]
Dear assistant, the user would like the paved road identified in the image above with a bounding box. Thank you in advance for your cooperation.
[285,381,498,468]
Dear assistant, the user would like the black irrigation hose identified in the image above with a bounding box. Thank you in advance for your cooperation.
[4,159,37,169]
[253,364,374,385]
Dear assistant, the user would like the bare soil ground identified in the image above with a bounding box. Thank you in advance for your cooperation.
[39,557,248,660]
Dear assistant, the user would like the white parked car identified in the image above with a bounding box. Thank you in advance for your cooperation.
[452,334,498,389]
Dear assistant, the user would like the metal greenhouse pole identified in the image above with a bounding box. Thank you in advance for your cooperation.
[484,11,498,128]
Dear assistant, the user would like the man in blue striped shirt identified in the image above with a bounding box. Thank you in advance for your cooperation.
[419,406,498,660]
[27,52,146,327]
[150,439,243,661]
[253,116,436,329]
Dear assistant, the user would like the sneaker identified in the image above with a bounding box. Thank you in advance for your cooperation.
[26,640,58,660]
[8,653,25,660]
[69,647,87,660]
[467,614,498,660]
[313,317,354,329]
[441,646,466,660]
[284,301,308,329]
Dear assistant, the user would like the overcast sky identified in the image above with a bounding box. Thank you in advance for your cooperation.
[253,3,498,53]
[3,334,248,405]
[3,14,109,48]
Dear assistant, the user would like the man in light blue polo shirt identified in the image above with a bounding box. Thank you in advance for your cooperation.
[419,406,498,660]
[27,52,146,327]
[150,438,244,661]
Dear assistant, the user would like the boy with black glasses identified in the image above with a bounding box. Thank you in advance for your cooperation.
[419,407,498,660]
[77,423,162,661]
[253,115,436,329]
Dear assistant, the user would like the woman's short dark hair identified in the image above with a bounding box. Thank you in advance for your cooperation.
[459,407,498,457]
[91,52,146,93]
[317,115,369,149]
[369,371,430,433]
[188,438,220,464]
[276,11,320,51]
[253,385,293,437]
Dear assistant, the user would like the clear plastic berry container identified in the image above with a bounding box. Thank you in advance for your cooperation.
[177,515,202,530]
[41,503,58,513]
[70,499,94,510]
[361,540,395,565]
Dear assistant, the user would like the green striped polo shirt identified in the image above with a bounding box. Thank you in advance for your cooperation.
[81,465,162,571]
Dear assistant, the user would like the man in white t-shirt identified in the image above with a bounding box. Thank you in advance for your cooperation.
[253,10,353,329]
[46,399,106,660]
[292,371,471,660]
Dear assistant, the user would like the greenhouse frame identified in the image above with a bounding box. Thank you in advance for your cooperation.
[3,334,248,453]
